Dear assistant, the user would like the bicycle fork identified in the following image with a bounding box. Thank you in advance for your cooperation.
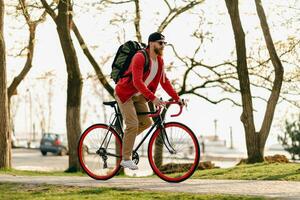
[160,126,176,154]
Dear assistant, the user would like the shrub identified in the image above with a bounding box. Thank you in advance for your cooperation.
[278,115,300,160]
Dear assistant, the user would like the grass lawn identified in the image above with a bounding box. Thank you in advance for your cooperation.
[192,162,300,181]
[1,162,299,181]
[0,168,87,177]
[0,182,267,200]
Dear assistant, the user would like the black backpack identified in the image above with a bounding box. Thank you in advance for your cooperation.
[110,41,150,84]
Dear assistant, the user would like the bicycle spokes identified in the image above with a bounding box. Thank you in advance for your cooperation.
[78,124,122,180]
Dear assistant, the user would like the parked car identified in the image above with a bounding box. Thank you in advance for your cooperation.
[40,133,68,156]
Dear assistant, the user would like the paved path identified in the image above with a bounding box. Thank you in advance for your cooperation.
[1,174,300,199]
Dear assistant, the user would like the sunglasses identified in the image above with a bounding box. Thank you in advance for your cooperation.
[157,41,167,46]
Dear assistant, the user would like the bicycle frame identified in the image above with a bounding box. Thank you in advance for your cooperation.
[106,104,168,155]
[101,101,183,161]
[133,115,164,153]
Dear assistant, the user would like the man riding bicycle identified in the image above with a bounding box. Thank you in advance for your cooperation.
[114,32,183,170]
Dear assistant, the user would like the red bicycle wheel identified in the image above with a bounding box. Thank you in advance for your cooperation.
[148,122,200,182]
[78,124,122,180]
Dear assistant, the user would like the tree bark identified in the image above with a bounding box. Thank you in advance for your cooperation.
[0,0,11,168]
[55,0,82,171]
[133,0,142,42]
[254,0,284,153]
[225,0,262,163]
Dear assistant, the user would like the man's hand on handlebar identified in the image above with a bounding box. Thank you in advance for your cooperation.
[148,99,184,118]
[177,99,186,106]
[153,97,165,107]
[177,99,187,107]
[153,98,187,108]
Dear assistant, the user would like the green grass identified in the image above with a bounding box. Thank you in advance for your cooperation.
[0,168,140,179]
[192,162,300,181]
[1,162,299,181]
[0,168,87,177]
[0,182,266,200]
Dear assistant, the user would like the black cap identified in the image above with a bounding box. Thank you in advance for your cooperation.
[148,32,165,43]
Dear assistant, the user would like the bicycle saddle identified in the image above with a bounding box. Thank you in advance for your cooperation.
[103,101,117,107]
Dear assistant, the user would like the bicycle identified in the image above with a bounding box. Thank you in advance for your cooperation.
[78,100,200,183]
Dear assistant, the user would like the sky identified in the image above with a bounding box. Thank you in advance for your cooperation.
[4,0,300,152]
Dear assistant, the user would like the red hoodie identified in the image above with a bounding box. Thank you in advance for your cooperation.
[115,49,180,103]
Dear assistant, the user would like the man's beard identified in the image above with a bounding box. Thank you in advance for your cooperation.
[154,47,163,56]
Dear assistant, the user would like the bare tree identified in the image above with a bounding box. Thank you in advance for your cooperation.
[8,0,46,99]
[8,0,47,161]
[41,0,83,171]
[0,0,10,168]
[225,0,284,163]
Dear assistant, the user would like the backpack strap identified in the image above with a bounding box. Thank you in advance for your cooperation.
[120,49,150,79]
[140,49,150,72]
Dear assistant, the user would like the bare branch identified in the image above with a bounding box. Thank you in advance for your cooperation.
[168,43,189,66]
[40,0,57,21]
[8,0,48,98]
[163,0,172,11]
[280,96,300,108]
[100,0,134,4]
[34,9,47,24]
[18,0,30,23]
[72,22,114,97]
[183,91,242,106]
[158,0,204,33]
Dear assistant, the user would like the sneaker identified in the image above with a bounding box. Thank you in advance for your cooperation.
[120,160,138,170]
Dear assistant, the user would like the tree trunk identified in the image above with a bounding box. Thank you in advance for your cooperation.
[225,0,284,163]
[0,0,11,168]
[56,0,82,172]
[225,0,262,163]
[134,0,142,42]
[254,0,284,155]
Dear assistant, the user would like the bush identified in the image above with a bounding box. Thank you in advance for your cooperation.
[264,154,289,163]
[236,154,289,165]
[159,161,217,174]
[278,115,300,160]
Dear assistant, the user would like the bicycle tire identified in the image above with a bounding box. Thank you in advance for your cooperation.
[78,124,122,180]
[148,122,200,183]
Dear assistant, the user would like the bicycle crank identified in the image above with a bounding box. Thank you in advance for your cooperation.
[97,148,108,168]
[132,151,140,165]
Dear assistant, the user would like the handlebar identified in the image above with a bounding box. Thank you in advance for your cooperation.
[148,100,184,118]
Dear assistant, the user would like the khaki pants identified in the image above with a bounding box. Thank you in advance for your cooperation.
[115,93,153,160]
